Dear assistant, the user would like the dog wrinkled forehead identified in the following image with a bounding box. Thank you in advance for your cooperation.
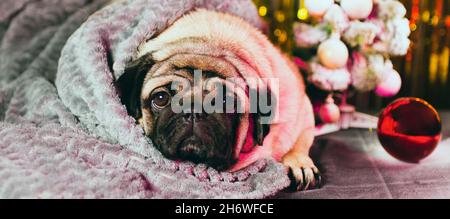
[125,9,280,123]
[138,58,247,100]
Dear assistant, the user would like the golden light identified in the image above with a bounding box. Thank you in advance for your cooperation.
[275,11,285,22]
[410,23,417,31]
[258,6,268,17]
[274,28,282,36]
[422,10,430,23]
[431,16,439,26]
[440,47,449,84]
[429,53,439,83]
[297,8,309,20]
[278,30,288,43]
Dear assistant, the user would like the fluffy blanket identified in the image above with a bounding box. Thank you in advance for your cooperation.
[0,0,290,198]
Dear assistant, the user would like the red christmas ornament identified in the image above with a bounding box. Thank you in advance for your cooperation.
[377,98,442,163]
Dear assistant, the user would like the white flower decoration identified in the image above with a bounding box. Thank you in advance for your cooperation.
[343,21,381,47]
[377,0,407,20]
[293,0,410,93]
[375,18,411,55]
[309,60,351,91]
[323,4,350,34]
[293,23,329,47]
[388,35,410,55]
[351,53,394,91]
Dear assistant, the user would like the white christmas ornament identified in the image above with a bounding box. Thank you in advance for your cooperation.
[375,70,402,97]
[340,0,374,20]
[305,0,334,17]
[318,38,349,69]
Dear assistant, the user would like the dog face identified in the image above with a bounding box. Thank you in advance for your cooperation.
[117,56,251,170]
[142,71,241,170]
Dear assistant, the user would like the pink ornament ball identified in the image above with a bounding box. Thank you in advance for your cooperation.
[375,71,402,97]
[319,97,341,123]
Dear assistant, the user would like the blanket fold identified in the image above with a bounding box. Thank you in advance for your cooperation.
[0,0,290,198]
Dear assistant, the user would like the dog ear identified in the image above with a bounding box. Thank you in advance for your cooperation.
[116,54,154,121]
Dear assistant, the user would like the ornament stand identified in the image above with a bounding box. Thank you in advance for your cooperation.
[314,91,379,137]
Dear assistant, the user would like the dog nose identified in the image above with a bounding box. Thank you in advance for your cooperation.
[181,101,209,121]
[182,112,208,121]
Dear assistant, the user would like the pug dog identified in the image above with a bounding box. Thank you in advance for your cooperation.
[118,9,320,190]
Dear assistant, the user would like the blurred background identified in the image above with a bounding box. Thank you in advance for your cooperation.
[252,0,450,110]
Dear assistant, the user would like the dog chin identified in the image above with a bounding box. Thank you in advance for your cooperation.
[177,136,207,160]
[156,135,236,171]
[176,139,235,171]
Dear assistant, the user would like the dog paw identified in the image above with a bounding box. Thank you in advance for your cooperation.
[282,154,322,191]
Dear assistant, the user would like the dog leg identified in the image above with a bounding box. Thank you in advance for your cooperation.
[281,128,321,191]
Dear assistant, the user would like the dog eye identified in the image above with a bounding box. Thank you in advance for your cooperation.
[151,91,171,109]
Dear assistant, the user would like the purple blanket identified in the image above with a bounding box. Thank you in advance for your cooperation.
[0,0,290,198]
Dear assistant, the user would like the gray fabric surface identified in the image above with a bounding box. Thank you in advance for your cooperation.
[276,111,450,199]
